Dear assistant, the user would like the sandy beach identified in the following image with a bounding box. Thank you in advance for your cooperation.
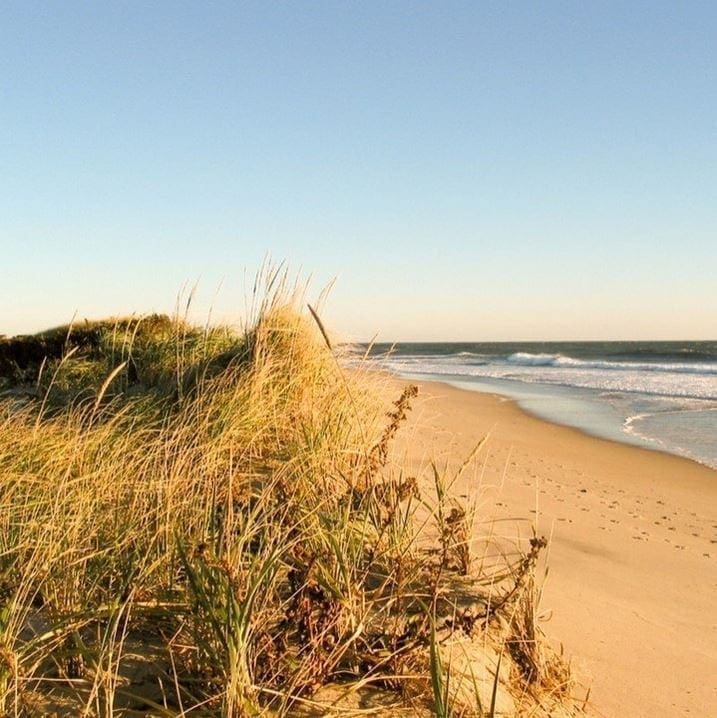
[394,378,717,718]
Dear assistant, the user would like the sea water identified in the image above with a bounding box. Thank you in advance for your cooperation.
[363,341,717,469]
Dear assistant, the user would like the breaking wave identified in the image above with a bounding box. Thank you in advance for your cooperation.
[506,352,717,376]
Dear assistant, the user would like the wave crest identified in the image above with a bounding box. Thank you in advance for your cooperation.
[506,352,717,376]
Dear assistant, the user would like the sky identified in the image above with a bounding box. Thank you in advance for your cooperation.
[1,1,715,341]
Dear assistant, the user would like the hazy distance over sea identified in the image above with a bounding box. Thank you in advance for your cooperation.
[363,341,717,470]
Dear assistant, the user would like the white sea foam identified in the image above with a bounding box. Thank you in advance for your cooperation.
[506,352,558,366]
[379,359,717,401]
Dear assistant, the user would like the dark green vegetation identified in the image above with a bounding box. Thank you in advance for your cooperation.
[0,314,243,403]
[0,292,577,716]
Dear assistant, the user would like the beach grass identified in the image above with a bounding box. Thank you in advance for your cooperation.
[0,275,578,716]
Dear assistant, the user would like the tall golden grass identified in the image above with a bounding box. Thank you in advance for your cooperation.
[0,275,577,716]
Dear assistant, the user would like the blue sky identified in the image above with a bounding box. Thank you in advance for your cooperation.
[2,1,715,340]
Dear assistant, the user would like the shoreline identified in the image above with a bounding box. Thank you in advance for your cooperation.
[396,371,717,471]
[445,377,717,472]
[393,377,717,717]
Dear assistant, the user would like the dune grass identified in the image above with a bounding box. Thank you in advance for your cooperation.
[0,279,577,716]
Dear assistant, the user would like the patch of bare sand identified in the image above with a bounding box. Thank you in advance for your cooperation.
[391,379,717,718]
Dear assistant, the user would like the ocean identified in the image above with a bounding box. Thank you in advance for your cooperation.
[362,341,717,469]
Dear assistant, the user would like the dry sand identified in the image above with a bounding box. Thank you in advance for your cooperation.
[393,378,717,718]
